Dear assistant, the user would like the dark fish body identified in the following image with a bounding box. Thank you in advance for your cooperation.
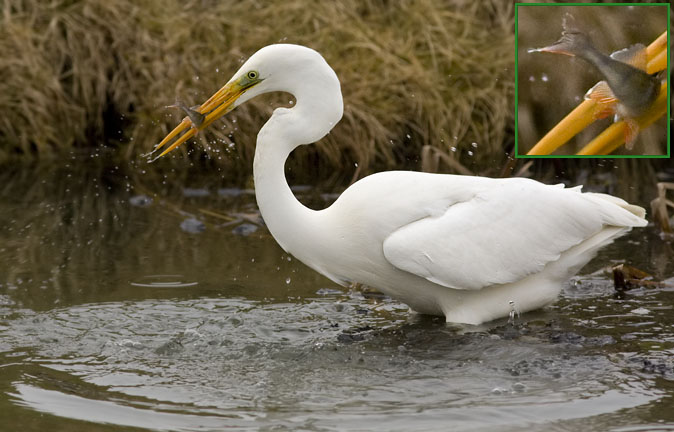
[532,13,659,118]
[565,39,658,117]
[169,100,205,128]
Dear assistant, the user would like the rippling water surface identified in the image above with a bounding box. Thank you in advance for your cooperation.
[0,159,673,431]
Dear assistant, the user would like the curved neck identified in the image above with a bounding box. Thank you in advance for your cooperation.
[249,47,343,256]
[252,113,315,254]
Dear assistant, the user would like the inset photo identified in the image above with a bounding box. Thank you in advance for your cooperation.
[516,3,669,157]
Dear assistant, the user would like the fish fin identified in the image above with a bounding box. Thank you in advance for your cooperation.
[593,106,616,120]
[610,44,648,71]
[584,81,618,119]
[531,13,588,57]
[623,118,639,150]
[584,81,617,104]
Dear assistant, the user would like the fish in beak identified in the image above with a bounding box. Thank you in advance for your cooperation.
[149,71,264,161]
[530,13,661,149]
[166,100,206,130]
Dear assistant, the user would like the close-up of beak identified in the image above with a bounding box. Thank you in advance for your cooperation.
[149,78,256,161]
[526,28,667,156]
[528,30,667,156]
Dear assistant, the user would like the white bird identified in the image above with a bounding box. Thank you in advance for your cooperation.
[152,44,647,325]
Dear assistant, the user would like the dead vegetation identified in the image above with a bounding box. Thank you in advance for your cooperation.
[0,0,514,177]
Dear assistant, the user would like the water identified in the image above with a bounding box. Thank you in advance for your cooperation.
[1,158,673,431]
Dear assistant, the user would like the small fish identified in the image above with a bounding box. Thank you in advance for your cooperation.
[530,13,660,149]
[167,100,205,130]
[143,101,206,161]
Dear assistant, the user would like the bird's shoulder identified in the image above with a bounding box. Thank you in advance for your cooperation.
[333,171,554,213]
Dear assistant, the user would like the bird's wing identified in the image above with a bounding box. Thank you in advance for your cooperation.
[382,179,612,290]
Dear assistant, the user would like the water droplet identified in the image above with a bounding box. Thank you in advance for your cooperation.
[450,147,457,152]
[541,74,549,82]
[467,151,474,156]
[529,76,535,82]
[508,300,521,324]
[285,278,291,284]
[471,142,478,148]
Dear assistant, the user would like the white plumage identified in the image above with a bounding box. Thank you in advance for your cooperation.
[156,44,648,324]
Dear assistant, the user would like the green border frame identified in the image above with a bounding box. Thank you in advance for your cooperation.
[515,2,670,158]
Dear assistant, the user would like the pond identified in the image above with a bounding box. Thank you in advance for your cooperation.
[0,155,673,431]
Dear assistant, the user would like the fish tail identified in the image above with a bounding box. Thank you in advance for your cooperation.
[530,13,592,57]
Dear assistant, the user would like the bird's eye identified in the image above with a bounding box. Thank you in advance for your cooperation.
[247,71,258,80]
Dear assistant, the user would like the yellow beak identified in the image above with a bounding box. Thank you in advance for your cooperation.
[150,79,253,160]
[526,30,668,156]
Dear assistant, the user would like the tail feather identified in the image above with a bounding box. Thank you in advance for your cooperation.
[549,226,630,280]
[584,192,648,226]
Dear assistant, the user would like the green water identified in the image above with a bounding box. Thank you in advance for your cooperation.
[0,156,672,431]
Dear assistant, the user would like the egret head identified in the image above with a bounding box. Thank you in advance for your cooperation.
[151,44,342,159]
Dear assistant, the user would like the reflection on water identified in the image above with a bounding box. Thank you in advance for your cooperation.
[0,157,673,431]
[130,275,199,288]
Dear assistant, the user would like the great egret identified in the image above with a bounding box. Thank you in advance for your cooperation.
[152,44,647,325]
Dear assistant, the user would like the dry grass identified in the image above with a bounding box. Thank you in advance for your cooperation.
[0,0,514,177]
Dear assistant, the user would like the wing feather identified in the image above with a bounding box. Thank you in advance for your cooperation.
[382,180,626,290]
